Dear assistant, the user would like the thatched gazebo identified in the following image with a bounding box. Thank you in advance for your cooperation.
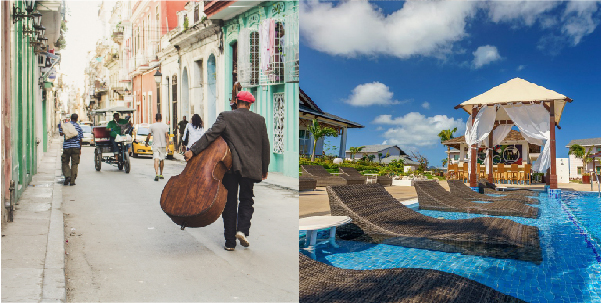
[455,78,572,197]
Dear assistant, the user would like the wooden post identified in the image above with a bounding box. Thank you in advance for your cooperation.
[549,101,557,189]
[488,130,494,183]
[470,107,479,188]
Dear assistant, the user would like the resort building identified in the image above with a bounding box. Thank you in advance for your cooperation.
[345,144,404,161]
[566,137,601,179]
[300,88,363,158]
[443,129,542,166]
[381,155,421,172]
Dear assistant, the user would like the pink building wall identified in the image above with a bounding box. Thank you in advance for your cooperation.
[130,0,185,125]
[2,1,13,220]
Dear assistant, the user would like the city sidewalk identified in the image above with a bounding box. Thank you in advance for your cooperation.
[172,151,299,191]
[2,137,66,303]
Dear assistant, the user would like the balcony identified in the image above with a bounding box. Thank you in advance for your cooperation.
[136,52,149,73]
[119,68,130,83]
[112,24,124,44]
[147,42,159,66]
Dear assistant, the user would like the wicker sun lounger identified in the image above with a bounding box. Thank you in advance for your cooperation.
[299,253,525,303]
[300,176,318,191]
[417,181,539,218]
[478,179,538,198]
[448,180,539,205]
[376,175,393,186]
[301,165,347,187]
[338,167,367,185]
[328,184,541,262]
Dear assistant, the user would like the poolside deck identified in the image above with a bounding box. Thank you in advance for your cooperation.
[300,181,596,218]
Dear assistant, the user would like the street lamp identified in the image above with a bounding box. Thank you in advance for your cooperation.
[31,10,42,27]
[154,69,162,115]
[35,24,45,37]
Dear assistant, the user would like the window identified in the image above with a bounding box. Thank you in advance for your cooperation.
[250,32,259,85]
[273,93,285,154]
[147,93,152,123]
[237,30,259,87]
[194,3,199,23]
[156,6,160,41]
[597,147,601,152]
[454,155,459,160]
[299,129,311,155]
[577,167,583,175]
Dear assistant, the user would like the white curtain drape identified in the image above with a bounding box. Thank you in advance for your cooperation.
[464,105,497,177]
[482,124,512,173]
[503,103,551,173]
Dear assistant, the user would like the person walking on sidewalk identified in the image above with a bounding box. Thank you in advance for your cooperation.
[184,91,270,251]
[181,114,205,151]
[147,113,170,181]
[59,114,84,186]
[176,116,188,154]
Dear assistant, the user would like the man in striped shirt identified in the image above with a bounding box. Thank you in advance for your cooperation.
[59,114,84,186]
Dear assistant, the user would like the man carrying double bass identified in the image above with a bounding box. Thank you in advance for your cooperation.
[184,91,270,251]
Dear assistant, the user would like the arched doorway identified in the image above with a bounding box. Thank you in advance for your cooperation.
[181,67,190,121]
[192,60,203,118]
[207,54,217,127]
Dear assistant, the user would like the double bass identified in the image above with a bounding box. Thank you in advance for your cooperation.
[160,137,232,229]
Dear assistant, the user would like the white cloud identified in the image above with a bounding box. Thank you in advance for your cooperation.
[421,101,430,109]
[300,1,476,58]
[472,45,501,69]
[344,82,405,107]
[486,1,560,26]
[373,112,465,147]
[561,1,600,45]
[376,126,384,131]
[517,65,526,71]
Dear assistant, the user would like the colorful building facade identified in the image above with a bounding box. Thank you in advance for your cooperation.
[210,1,300,178]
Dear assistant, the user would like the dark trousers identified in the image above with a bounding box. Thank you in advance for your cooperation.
[222,172,255,247]
[61,148,80,180]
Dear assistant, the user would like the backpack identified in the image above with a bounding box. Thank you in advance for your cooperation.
[63,122,78,140]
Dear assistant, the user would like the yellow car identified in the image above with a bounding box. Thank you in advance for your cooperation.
[130,123,175,159]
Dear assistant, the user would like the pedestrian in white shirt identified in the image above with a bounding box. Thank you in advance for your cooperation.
[146,113,170,181]
[182,114,205,151]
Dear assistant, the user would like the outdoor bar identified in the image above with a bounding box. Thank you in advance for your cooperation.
[454,78,572,197]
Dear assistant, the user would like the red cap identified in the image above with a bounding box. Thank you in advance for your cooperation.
[236,91,255,103]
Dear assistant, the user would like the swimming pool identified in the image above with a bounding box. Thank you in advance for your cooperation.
[300,191,601,303]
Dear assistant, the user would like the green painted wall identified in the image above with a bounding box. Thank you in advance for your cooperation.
[11,1,39,199]
[222,1,299,178]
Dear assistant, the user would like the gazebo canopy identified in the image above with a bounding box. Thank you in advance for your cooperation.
[455,78,572,124]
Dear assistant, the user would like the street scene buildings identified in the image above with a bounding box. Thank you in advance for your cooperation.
[81,0,300,177]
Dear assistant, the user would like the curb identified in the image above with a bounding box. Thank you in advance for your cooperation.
[41,140,66,302]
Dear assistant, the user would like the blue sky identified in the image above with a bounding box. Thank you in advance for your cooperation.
[300,1,601,167]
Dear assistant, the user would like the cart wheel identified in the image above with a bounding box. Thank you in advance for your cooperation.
[95,149,101,171]
[124,153,131,174]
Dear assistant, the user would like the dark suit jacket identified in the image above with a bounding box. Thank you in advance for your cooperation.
[190,108,270,182]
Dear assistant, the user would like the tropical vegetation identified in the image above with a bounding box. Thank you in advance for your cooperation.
[306,119,338,162]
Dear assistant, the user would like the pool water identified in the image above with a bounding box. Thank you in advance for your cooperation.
[300,191,601,303]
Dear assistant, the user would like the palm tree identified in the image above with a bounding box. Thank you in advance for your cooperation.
[569,144,593,175]
[307,119,338,162]
[349,146,365,160]
[438,127,457,168]
[442,158,448,167]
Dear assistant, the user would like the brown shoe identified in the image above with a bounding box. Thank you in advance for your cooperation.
[63,177,70,186]
[70,180,76,186]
